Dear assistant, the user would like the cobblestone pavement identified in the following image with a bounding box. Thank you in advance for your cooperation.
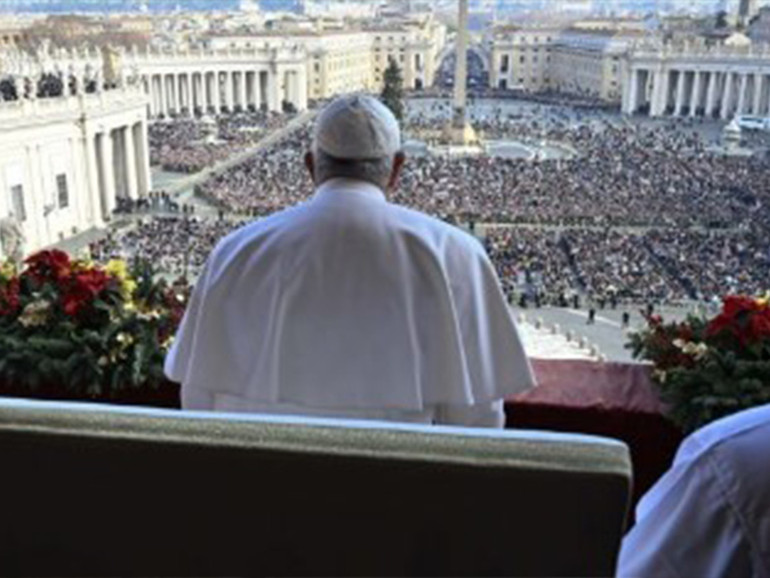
[512,303,710,363]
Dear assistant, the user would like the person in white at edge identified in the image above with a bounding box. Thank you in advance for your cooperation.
[617,403,770,578]
[164,95,536,427]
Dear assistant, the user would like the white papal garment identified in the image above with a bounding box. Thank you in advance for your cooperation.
[617,403,770,578]
[165,178,536,427]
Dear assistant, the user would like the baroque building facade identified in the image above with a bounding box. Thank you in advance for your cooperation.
[0,80,150,255]
[623,39,770,118]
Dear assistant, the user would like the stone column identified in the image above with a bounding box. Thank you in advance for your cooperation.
[135,121,152,197]
[690,71,702,117]
[625,68,639,114]
[736,73,748,116]
[213,71,221,112]
[238,70,247,110]
[167,74,176,115]
[84,133,104,227]
[267,68,279,111]
[224,70,234,111]
[250,70,260,109]
[706,71,718,117]
[453,0,469,129]
[721,72,734,120]
[147,76,156,117]
[98,131,116,219]
[190,73,198,112]
[753,73,764,114]
[123,125,138,201]
[201,72,209,113]
[155,75,164,117]
[651,70,666,117]
[674,70,686,116]
[296,65,308,111]
[179,74,189,115]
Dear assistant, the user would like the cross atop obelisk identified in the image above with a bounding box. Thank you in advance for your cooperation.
[450,0,478,146]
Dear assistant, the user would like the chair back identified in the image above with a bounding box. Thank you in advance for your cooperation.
[0,398,631,577]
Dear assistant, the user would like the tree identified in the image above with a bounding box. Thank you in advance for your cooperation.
[381,58,404,121]
[715,10,728,29]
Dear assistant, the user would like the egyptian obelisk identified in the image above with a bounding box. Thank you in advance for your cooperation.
[451,0,478,145]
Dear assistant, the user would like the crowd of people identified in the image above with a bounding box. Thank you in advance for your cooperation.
[89,216,241,279]
[486,226,769,305]
[194,117,770,230]
[110,102,770,305]
[149,111,296,174]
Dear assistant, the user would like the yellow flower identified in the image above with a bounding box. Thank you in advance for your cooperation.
[119,279,138,301]
[0,260,16,281]
[105,260,137,300]
[757,294,769,308]
[105,259,130,280]
[72,259,95,272]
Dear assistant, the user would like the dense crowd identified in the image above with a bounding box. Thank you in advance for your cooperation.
[149,111,295,174]
[129,105,770,303]
[194,118,770,230]
[90,216,241,278]
[486,227,770,304]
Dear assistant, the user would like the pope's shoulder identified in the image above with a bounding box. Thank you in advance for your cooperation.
[386,202,489,259]
[209,203,307,258]
[208,198,488,265]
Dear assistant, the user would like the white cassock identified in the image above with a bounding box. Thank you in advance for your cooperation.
[165,178,536,427]
[617,403,770,578]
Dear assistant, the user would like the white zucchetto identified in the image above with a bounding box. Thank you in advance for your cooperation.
[313,95,401,160]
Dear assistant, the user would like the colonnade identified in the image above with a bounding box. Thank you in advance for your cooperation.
[141,66,307,118]
[90,120,151,221]
[624,52,770,119]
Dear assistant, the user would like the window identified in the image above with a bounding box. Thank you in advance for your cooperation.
[56,174,69,209]
[501,54,510,73]
[10,184,26,222]
[520,55,525,63]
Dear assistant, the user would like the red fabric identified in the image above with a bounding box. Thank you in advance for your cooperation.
[516,359,665,413]
[506,359,684,515]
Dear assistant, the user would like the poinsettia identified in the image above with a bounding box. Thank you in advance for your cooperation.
[0,251,190,403]
[707,295,770,346]
[628,295,770,433]
[23,250,72,285]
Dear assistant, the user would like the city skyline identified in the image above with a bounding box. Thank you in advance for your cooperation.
[0,0,767,15]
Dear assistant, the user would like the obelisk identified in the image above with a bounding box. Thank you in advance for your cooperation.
[451,0,478,145]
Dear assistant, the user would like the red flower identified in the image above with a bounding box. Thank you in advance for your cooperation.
[722,295,763,318]
[707,295,770,345]
[60,269,111,317]
[23,250,71,284]
[0,278,20,316]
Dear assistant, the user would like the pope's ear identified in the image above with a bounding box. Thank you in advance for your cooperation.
[388,151,406,191]
[304,151,315,182]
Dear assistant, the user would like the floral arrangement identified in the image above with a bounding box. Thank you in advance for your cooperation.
[0,250,189,403]
[628,295,770,433]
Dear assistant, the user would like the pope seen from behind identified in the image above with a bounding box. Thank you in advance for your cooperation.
[164,94,536,427]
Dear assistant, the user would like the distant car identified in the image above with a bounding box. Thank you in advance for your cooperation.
[736,115,770,131]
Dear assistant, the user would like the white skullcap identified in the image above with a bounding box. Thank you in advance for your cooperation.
[313,94,401,160]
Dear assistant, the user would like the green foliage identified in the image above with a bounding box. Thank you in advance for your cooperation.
[715,10,729,29]
[627,299,770,433]
[0,251,189,403]
[381,59,405,121]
